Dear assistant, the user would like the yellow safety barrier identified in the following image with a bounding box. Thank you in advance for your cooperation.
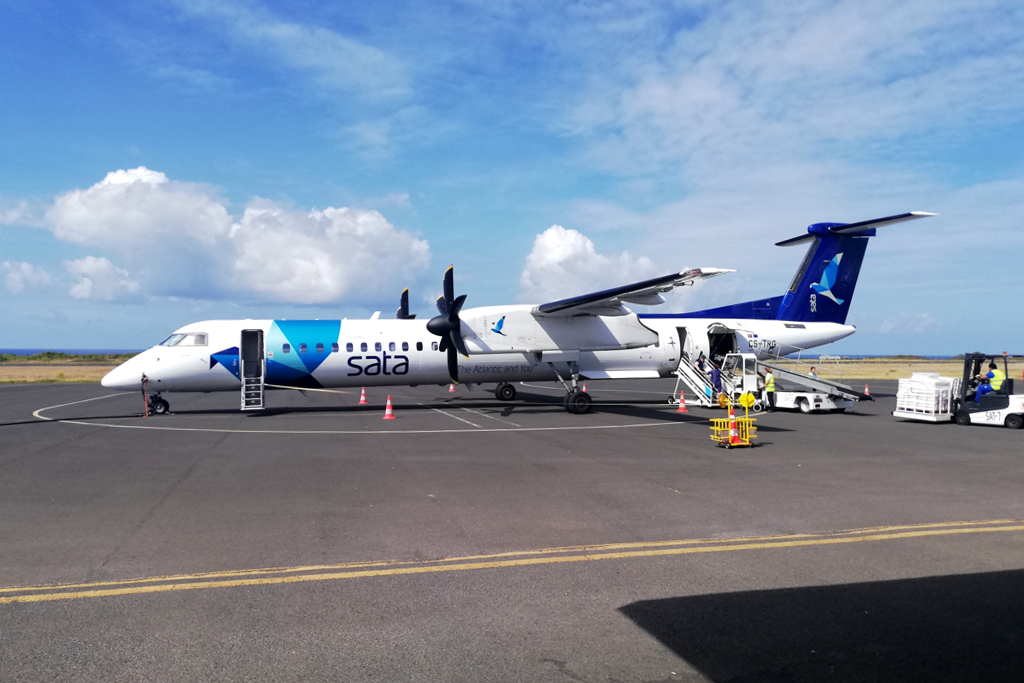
[710,393,758,448]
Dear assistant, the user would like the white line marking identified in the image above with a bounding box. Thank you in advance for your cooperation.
[31,393,126,420]
[32,394,704,435]
[519,382,673,396]
[420,404,481,428]
[461,407,521,428]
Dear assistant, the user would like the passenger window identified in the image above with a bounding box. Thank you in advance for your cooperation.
[416,342,423,351]
[389,342,396,352]
[283,343,291,354]
[346,343,353,352]
[331,343,339,353]
[431,342,438,351]
[316,343,324,353]
[360,342,368,352]
[402,342,409,351]
[299,343,307,353]
[375,342,382,352]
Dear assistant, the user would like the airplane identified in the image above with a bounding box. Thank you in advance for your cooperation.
[101,211,934,415]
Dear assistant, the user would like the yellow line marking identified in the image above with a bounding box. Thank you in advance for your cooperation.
[2,520,1021,605]
[3,519,1007,594]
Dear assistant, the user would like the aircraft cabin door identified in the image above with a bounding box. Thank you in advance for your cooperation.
[240,329,265,411]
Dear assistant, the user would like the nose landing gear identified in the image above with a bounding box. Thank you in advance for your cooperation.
[148,394,170,416]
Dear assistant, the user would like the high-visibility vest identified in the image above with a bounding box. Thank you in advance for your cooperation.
[765,373,775,392]
[990,369,1005,391]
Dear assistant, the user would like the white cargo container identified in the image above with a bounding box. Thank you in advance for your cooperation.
[892,373,960,422]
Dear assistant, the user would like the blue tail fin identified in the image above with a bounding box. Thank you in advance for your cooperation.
[774,212,935,324]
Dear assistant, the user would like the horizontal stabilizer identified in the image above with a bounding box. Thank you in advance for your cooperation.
[533,268,733,317]
[776,212,936,247]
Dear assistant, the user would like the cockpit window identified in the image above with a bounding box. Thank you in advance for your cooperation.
[158,333,206,348]
[159,332,208,347]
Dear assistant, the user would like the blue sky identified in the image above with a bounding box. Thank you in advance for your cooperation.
[2,0,1022,354]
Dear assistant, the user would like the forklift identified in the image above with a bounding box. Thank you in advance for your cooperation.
[953,353,1024,429]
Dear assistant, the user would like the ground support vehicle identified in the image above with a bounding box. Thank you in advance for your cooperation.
[715,353,867,414]
[893,354,1023,429]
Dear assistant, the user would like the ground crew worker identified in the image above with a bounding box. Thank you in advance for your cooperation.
[808,366,818,378]
[764,367,776,411]
[710,363,722,397]
[975,362,1005,401]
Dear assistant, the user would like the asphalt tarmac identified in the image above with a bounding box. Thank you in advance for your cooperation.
[1,379,1022,682]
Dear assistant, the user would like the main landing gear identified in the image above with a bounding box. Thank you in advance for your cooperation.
[495,382,517,401]
[148,394,170,415]
[548,363,592,414]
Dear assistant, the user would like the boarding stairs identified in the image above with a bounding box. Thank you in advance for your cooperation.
[240,329,266,411]
[672,357,717,407]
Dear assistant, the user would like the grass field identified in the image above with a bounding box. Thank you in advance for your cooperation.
[2,357,1022,384]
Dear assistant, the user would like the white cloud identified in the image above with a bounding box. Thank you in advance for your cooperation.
[0,201,44,227]
[878,312,938,334]
[229,201,430,304]
[174,0,409,100]
[2,261,51,293]
[43,167,431,306]
[519,225,661,302]
[65,256,142,302]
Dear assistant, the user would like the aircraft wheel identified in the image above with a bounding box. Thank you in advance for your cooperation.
[954,410,972,426]
[495,383,517,401]
[151,398,170,415]
[1005,414,1023,430]
[798,398,812,414]
[566,390,592,414]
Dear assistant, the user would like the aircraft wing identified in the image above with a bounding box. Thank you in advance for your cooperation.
[532,268,733,317]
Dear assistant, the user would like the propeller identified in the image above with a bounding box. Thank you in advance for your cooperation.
[396,288,416,319]
[425,265,469,383]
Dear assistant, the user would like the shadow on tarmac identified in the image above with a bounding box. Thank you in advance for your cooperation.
[620,569,1024,683]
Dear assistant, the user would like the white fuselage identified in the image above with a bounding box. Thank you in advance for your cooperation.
[102,312,855,394]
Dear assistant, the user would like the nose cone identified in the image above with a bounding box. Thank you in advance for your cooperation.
[101,358,144,391]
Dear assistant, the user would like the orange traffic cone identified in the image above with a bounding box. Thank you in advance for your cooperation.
[448,383,456,393]
[728,404,741,446]
[359,387,368,405]
[676,392,689,413]
[864,384,870,396]
[382,395,396,420]
[582,382,587,393]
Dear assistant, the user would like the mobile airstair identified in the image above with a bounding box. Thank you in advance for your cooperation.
[671,356,717,407]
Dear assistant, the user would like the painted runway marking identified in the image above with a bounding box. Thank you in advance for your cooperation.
[3,519,1020,605]
[420,404,481,428]
[460,407,521,428]
[33,394,696,435]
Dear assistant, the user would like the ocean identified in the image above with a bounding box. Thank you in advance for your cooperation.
[0,349,142,355]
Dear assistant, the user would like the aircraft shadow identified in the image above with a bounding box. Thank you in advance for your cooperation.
[619,569,1024,683]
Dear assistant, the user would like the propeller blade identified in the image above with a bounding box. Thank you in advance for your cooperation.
[396,288,411,319]
[447,346,459,384]
[438,336,449,353]
[443,265,454,308]
[435,294,448,316]
[450,330,470,358]
[450,294,467,319]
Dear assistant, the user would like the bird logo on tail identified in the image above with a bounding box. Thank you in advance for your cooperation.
[810,253,845,305]
[491,315,507,336]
